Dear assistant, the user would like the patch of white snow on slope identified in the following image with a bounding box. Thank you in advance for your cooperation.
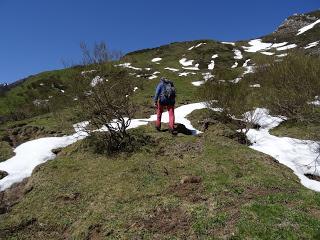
[233,49,243,59]
[116,63,142,71]
[261,52,275,56]
[243,39,273,52]
[231,62,238,68]
[297,19,320,35]
[243,39,290,53]
[0,103,207,191]
[188,43,206,50]
[0,123,89,191]
[276,53,288,57]
[183,64,200,71]
[178,72,196,77]
[242,59,254,76]
[222,42,235,46]
[208,54,218,70]
[192,72,214,86]
[148,71,160,80]
[164,67,179,72]
[305,41,319,49]
[246,108,320,192]
[179,58,194,66]
[276,44,297,51]
[152,57,162,63]
[192,81,205,86]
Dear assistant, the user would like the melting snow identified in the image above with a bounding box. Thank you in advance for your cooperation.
[208,54,218,70]
[178,72,196,77]
[231,62,238,68]
[233,49,243,59]
[246,108,320,192]
[222,42,235,46]
[276,53,288,57]
[276,44,297,51]
[243,39,293,53]
[151,57,162,63]
[179,58,194,66]
[261,52,275,56]
[188,42,206,50]
[243,39,273,53]
[116,63,142,71]
[297,19,320,35]
[305,41,319,49]
[191,81,205,86]
[250,84,261,88]
[183,64,200,71]
[164,67,179,72]
[81,70,97,75]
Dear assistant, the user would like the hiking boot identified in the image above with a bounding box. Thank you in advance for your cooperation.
[169,128,177,135]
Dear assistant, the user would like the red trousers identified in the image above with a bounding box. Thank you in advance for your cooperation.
[156,104,175,129]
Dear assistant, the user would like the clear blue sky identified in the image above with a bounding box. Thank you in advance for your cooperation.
[0,0,319,84]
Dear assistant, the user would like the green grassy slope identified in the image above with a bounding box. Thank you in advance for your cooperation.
[1,120,320,239]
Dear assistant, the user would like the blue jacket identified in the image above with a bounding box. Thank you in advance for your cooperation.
[154,80,175,106]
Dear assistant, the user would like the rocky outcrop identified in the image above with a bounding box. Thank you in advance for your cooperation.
[273,14,318,37]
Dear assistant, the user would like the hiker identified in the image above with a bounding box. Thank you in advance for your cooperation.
[153,77,176,133]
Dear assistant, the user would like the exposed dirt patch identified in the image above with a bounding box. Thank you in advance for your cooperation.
[86,224,103,240]
[0,178,32,214]
[305,173,320,182]
[56,192,81,202]
[156,138,203,159]
[0,217,37,238]
[1,125,63,148]
[134,207,191,235]
[166,176,207,203]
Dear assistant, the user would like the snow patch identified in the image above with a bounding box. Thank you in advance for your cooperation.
[151,57,162,62]
[246,108,320,192]
[222,42,235,46]
[183,64,200,71]
[233,49,243,59]
[231,62,238,68]
[305,41,319,49]
[261,52,275,56]
[116,63,142,71]
[164,67,179,72]
[179,58,194,66]
[178,72,196,77]
[276,44,297,51]
[297,19,320,35]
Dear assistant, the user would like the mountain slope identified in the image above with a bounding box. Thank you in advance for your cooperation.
[0,9,320,239]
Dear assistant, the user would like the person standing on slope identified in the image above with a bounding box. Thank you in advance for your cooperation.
[154,77,176,133]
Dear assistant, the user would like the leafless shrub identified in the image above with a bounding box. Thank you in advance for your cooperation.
[80,41,123,65]
[78,65,137,154]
